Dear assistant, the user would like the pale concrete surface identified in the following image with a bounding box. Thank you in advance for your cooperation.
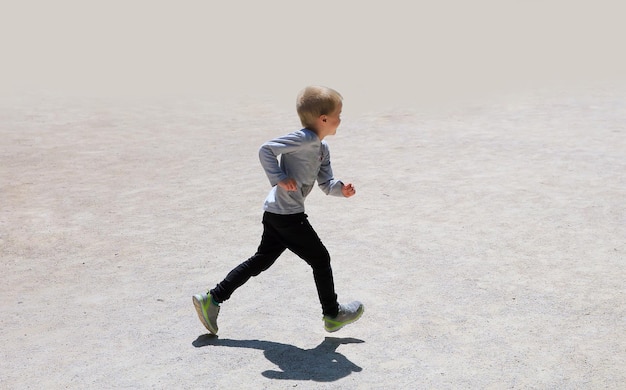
[1,85,624,389]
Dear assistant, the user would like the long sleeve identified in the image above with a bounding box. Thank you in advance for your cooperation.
[258,132,304,186]
[259,129,342,214]
[317,144,344,197]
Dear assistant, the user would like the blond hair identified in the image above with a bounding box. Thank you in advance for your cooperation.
[296,86,343,129]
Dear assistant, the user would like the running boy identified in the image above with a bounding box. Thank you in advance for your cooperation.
[193,86,363,334]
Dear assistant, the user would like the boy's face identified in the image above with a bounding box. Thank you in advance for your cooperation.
[324,103,342,135]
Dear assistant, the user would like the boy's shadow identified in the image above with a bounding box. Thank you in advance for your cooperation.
[193,335,364,382]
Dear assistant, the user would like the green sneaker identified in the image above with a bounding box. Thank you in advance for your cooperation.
[324,301,364,332]
[193,293,220,335]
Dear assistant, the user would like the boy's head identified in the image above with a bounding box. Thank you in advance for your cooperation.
[296,86,343,130]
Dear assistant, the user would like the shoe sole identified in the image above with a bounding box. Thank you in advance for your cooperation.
[324,305,364,333]
[192,295,218,335]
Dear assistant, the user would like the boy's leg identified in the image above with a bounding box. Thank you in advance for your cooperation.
[210,217,286,303]
[263,212,340,317]
[194,216,286,333]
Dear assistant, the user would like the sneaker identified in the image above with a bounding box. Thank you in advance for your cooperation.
[192,293,220,335]
[323,301,364,332]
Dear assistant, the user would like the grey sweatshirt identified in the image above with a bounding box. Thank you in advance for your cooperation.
[259,128,345,214]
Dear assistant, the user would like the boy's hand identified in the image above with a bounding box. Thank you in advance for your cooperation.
[278,178,298,192]
[342,183,356,198]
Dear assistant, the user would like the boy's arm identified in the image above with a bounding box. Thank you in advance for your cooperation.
[258,132,303,186]
[317,145,348,197]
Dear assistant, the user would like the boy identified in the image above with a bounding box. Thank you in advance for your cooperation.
[193,86,363,334]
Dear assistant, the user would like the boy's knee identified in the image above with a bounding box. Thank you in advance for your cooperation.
[245,254,277,276]
[306,251,331,270]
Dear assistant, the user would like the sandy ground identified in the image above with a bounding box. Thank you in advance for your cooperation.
[1,83,625,389]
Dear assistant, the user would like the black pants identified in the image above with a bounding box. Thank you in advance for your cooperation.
[210,212,339,317]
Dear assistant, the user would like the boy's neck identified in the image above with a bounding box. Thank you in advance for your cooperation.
[306,127,329,141]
